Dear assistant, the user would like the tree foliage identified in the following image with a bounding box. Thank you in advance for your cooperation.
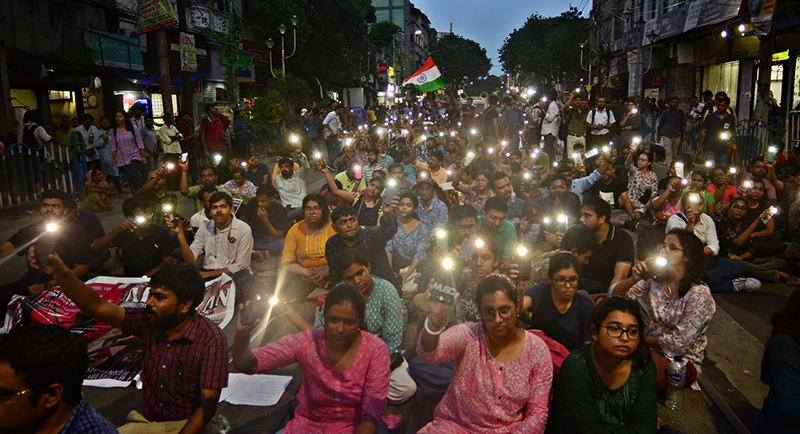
[244,0,376,90]
[429,34,492,84]
[369,21,403,50]
[499,7,588,89]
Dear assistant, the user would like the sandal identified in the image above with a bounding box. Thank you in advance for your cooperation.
[785,276,800,286]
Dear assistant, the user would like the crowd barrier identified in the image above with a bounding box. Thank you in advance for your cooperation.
[0,131,86,210]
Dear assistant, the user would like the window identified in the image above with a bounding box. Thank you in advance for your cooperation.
[703,61,740,111]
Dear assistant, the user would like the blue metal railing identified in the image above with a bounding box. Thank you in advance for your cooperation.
[0,131,86,209]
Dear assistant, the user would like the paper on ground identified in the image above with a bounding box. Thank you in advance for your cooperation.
[220,373,293,406]
[84,378,133,388]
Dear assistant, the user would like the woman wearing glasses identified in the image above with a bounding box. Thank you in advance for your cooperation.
[417,273,553,434]
[547,297,657,434]
[611,229,716,390]
[521,252,595,351]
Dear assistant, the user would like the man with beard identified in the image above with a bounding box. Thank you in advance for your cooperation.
[531,175,582,225]
[416,178,448,234]
[326,202,399,290]
[139,167,179,217]
[485,171,526,224]
[0,190,93,319]
[579,196,634,292]
[275,156,310,221]
[476,196,518,266]
[170,192,254,293]
[179,158,231,212]
[585,164,637,225]
[737,156,778,204]
[31,258,227,434]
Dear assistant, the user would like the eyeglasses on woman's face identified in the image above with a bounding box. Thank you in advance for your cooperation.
[553,277,579,287]
[601,324,640,340]
[658,243,683,253]
[480,306,515,322]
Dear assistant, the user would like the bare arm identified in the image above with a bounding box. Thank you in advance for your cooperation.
[451,166,471,194]
[177,390,220,434]
[321,167,355,202]
[0,241,16,258]
[145,256,174,277]
[609,262,632,288]
[179,158,191,196]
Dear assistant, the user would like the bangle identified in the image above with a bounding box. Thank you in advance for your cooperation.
[424,317,446,336]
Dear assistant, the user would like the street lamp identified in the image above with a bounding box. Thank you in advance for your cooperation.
[266,15,299,78]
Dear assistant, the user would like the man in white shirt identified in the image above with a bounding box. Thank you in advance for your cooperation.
[158,113,182,190]
[665,192,719,257]
[323,105,344,165]
[275,155,310,221]
[169,191,256,300]
[541,91,561,161]
[586,96,616,149]
[75,114,100,171]
[688,96,705,120]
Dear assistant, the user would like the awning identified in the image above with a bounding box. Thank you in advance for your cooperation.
[116,71,205,86]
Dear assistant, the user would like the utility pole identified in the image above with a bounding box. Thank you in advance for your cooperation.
[177,0,193,114]
[754,23,775,121]
[155,28,173,117]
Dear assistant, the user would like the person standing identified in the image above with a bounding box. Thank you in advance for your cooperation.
[75,113,101,171]
[111,110,146,195]
[698,96,736,167]
[656,97,686,165]
[232,109,251,157]
[141,115,160,171]
[541,91,561,162]
[158,113,182,191]
[562,92,587,157]
[586,97,616,149]
[94,116,123,195]
[54,115,76,175]
[177,111,200,184]
[498,96,520,144]
[461,97,477,138]
[200,102,231,164]
[323,105,344,165]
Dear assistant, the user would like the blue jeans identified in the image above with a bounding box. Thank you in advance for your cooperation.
[704,150,728,168]
[253,232,285,252]
[708,257,745,292]
[119,160,144,195]
[326,136,342,166]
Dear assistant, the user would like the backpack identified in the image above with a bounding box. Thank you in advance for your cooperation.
[476,107,498,136]
[22,124,42,148]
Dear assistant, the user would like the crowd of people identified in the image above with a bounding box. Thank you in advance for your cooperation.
[2,89,800,434]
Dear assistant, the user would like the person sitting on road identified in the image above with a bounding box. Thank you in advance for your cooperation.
[31,259,228,434]
[684,170,716,216]
[522,252,595,351]
[280,194,337,296]
[386,192,429,284]
[221,166,257,201]
[416,273,552,433]
[189,186,219,231]
[625,149,658,219]
[91,195,174,278]
[275,156,311,221]
[231,284,391,434]
[0,324,118,434]
[179,159,231,213]
[547,297,657,434]
[651,176,686,225]
[611,229,716,390]
[241,183,289,257]
[319,163,384,227]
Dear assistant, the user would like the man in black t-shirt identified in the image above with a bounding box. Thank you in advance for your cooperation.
[242,184,290,255]
[578,196,634,292]
[91,196,174,277]
[0,190,93,317]
[585,165,636,224]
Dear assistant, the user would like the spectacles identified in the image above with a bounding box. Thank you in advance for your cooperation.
[730,204,746,211]
[601,325,640,340]
[659,243,683,253]
[0,386,45,405]
[481,306,516,321]
[553,277,580,287]
[304,206,321,213]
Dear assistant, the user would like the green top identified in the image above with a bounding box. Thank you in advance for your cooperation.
[316,276,404,353]
[567,107,588,136]
[476,215,518,259]
[681,190,715,214]
[547,344,658,434]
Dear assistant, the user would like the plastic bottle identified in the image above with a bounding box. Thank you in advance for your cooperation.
[665,356,686,411]
[217,415,231,434]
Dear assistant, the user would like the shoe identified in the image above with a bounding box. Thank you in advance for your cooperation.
[733,277,761,292]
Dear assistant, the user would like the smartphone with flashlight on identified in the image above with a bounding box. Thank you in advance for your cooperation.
[180,153,188,163]
[353,165,363,180]
[435,229,449,250]
[36,223,59,266]
[460,235,481,261]
[384,179,401,206]
[240,295,269,326]
[515,245,532,281]
[431,258,457,305]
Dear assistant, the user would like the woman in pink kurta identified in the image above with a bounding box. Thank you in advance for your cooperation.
[417,273,553,434]
[231,285,390,434]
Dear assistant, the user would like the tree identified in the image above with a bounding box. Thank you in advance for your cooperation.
[428,34,492,84]
[244,0,376,92]
[369,21,402,49]
[499,7,588,90]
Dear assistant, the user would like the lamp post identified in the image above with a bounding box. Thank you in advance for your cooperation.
[266,15,299,78]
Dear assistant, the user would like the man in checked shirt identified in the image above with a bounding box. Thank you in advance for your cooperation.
[31,256,227,434]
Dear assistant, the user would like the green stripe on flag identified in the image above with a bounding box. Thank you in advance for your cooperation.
[415,76,446,93]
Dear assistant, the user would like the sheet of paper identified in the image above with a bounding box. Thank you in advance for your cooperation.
[83,378,133,388]
[221,373,293,406]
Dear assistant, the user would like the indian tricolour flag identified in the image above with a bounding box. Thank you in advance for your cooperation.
[403,57,446,93]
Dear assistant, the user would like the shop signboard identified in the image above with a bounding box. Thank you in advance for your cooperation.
[136,0,179,35]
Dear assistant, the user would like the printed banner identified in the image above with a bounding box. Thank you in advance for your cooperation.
[3,274,235,383]
[137,0,179,35]
[181,32,198,72]
[749,0,777,36]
